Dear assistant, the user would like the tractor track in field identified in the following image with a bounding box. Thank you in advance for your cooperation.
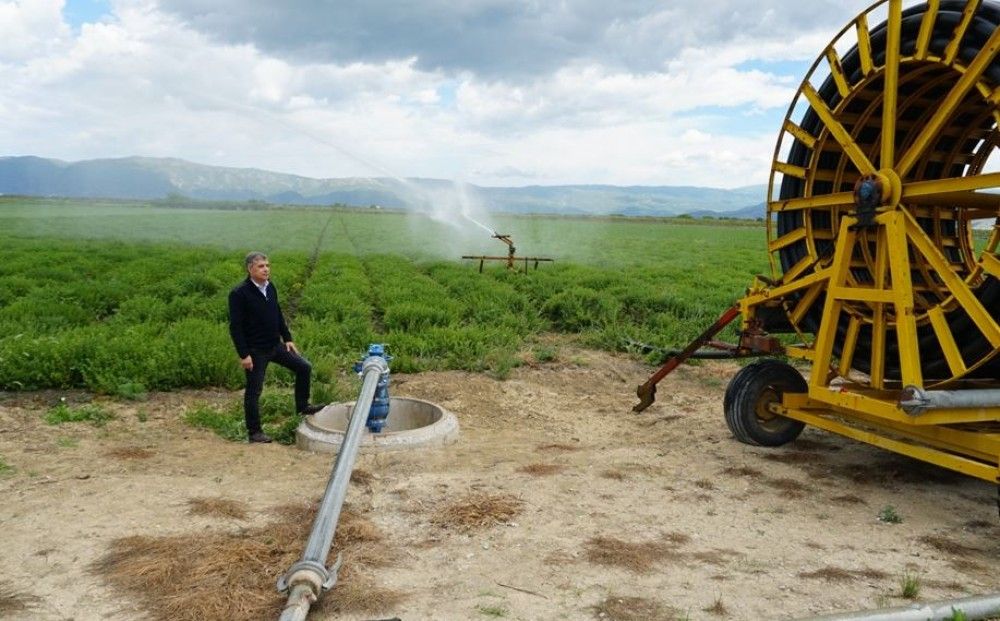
[283,211,335,322]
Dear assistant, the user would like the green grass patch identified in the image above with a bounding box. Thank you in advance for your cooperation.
[44,402,114,426]
[0,456,13,476]
[183,389,351,445]
[0,197,771,391]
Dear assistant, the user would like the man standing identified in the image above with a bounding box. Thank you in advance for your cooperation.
[228,251,324,443]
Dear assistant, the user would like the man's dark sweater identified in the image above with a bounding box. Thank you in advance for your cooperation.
[228,278,293,358]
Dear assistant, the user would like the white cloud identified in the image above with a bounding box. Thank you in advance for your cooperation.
[0,0,71,62]
[0,0,883,187]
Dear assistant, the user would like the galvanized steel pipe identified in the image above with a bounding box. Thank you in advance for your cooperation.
[277,354,389,621]
[899,386,1000,415]
[795,592,1000,620]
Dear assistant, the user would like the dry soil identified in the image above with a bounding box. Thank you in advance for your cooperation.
[1,343,998,620]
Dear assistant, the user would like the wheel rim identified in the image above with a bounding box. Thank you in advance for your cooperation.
[768,0,1000,386]
[754,386,786,431]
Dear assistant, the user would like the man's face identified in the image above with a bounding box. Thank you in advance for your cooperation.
[248,258,270,283]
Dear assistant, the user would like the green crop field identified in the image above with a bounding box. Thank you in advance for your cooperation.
[0,196,770,396]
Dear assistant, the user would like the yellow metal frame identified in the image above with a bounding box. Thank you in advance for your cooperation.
[748,0,1000,484]
[740,207,1000,483]
[746,207,1000,483]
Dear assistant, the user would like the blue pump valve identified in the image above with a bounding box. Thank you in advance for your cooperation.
[353,343,392,433]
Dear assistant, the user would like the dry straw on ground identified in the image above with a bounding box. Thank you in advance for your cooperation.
[0,581,37,617]
[536,442,580,452]
[187,497,249,520]
[350,468,375,486]
[105,447,155,460]
[591,594,679,621]
[798,566,889,582]
[431,492,523,532]
[517,463,564,476]
[91,502,402,621]
[600,469,627,480]
[583,535,683,574]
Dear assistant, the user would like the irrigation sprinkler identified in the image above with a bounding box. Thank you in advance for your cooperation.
[462,233,554,273]
[277,344,391,621]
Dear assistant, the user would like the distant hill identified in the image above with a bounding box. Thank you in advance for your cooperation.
[0,156,767,218]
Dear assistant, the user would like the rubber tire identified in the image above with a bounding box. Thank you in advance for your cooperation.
[724,360,807,447]
[723,358,785,416]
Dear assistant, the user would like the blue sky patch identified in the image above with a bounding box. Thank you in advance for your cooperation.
[736,58,811,81]
[63,0,112,30]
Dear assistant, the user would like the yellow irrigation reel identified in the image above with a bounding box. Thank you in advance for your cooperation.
[734,0,1000,484]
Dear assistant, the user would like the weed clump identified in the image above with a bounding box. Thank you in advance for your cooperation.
[878,505,903,524]
[183,392,303,444]
[900,571,921,599]
[44,402,114,426]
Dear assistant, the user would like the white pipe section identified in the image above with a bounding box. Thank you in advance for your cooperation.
[795,593,1000,621]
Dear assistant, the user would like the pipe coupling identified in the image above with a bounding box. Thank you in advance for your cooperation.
[361,355,389,377]
[277,554,342,594]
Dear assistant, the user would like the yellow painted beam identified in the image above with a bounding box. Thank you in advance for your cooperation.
[801,82,877,175]
[982,252,1000,278]
[902,172,1000,198]
[790,282,825,326]
[783,394,1000,457]
[782,255,817,284]
[885,211,923,387]
[768,227,808,252]
[829,286,896,303]
[742,267,831,309]
[897,24,1000,178]
[783,119,817,150]
[838,315,861,376]
[915,0,940,60]
[883,0,902,168]
[810,218,857,390]
[904,211,1000,347]
[826,47,851,99]
[856,14,874,76]
[805,385,1000,426]
[773,161,808,180]
[942,0,981,66]
[782,405,1000,482]
[871,225,889,389]
[905,190,1000,210]
[769,191,853,212]
[927,305,968,376]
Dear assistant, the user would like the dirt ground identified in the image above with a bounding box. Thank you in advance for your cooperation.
[2,343,999,621]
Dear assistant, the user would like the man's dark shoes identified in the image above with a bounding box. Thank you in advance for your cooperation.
[298,403,326,415]
[249,431,273,443]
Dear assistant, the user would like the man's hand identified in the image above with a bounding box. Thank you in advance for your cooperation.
[240,355,253,371]
[285,341,300,354]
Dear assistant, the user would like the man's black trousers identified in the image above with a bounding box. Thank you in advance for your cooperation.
[243,344,312,434]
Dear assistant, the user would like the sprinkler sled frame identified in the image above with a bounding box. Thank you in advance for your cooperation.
[462,233,554,273]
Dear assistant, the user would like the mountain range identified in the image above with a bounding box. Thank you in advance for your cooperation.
[0,156,766,219]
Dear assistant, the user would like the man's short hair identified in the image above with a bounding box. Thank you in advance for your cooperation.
[245,251,268,269]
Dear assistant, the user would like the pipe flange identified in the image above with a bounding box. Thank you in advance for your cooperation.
[361,355,389,376]
[277,559,337,594]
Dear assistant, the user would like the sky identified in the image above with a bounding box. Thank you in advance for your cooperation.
[1,0,876,188]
